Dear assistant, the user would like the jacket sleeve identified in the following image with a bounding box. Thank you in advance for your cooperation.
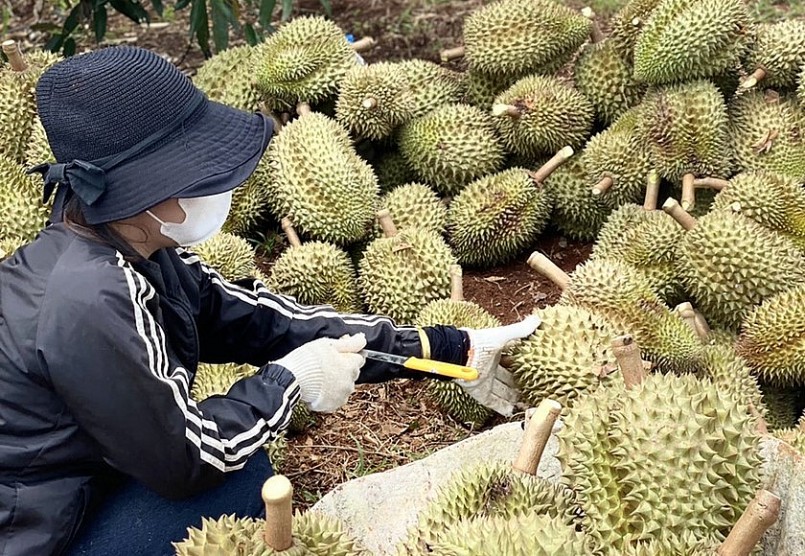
[37,254,300,500]
[176,248,438,383]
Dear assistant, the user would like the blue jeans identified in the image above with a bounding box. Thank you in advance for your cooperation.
[65,451,272,556]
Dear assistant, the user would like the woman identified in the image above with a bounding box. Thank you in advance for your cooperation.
[0,46,538,556]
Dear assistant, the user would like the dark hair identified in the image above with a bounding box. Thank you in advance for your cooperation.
[62,195,146,263]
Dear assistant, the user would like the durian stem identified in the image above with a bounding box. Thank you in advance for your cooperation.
[673,302,699,337]
[362,97,378,110]
[350,37,376,52]
[611,335,646,388]
[662,198,698,231]
[440,46,465,63]
[527,252,570,291]
[262,475,294,551]
[692,309,712,340]
[530,146,574,184]
[592,176,614,196]
[643,170,660,211]
[281,217,302,248]
[581,7,605,43]
[296,102,312,116]
[513,398,562,476]
[718,489,781,556]
[449,264,464,302]
[492,103,522,118]
[681,174,696,211]
[2,40,26,72]
[376,209,398,238]
[693,177,729,191]
[631,17,642,27]
[740,67,767,90]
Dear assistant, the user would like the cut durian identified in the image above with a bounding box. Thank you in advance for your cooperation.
[193,232,258,281]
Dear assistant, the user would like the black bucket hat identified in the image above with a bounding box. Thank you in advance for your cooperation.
[29,45,273,225]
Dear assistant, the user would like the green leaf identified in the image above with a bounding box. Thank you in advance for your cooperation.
[109,0,149,24]
[210,0,229,51]
[63,3,82,33]
[45,34,64,53]
[175,0,191,9]
[150,0,163,16]
[318,0,331,17]
[93,5,108,41]
[258,0,275,29]
[244,23,260,45]
[281,0,292,21]
[190,0,212,57]
[63,37,77,57]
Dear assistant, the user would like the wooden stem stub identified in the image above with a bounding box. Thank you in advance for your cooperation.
[693,177,730,191]
[581,7,605,43]
[513,398,562,475]
[449,264,464,302]
[440,45,466,62]
[530,146,574,184]
[262,475,294,551]
[662,198,698,231]
[611,335,646,388]
[681,174,696,211]
[350,37,376,52]
[296,102,312,116]
[492,103,522,118]
[281,217,302,248]
[592,176,614,196]
[643,170,660,210]
[717,489,781,556]
[740,67,767,90]
[2,40,26,72]
[527,251,570,291]
[362,97,378,110]
[377,209,398,238]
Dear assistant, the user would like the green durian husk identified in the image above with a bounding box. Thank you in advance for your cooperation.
[461,0,591,78]
[729,89,805,181]
[374,182,447,237]
[622,531,722,555]
[543,154,610,241]
[700,339,766,421]
[447,168,552,268]
[742,20,805,90]
[254,16,358,105]
[335,62,416,140]
[398,104,505,196]
[575,39,646,126]
[267,112,379,245]
[396,59,466,119]
[0,153,50,249]
[633,0,751,84]
[493,75,594,159]
[358,227,456,325]
[508,305,621,409]
[461,70,520,108]
[799,66,805,102]
[223,152,274,236]
[193,232,258,281]
[675,209,805,331]
[191,362,258,401]
[371,150,417,193]
[558,373,762,551]
[773,425,805,455]
[559,258,703,373]
[758,382,802,431]
[267,241,362,313]
[609,0,663,63]
[24,115,54,168]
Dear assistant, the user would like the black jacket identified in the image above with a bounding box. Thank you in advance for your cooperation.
[0,223,463,556]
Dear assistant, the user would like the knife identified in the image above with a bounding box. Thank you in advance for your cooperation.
[360,349,479,380]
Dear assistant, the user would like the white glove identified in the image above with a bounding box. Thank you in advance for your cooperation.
[274,333,367,413]
[458,315,541,417]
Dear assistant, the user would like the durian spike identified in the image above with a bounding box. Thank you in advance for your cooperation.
[662,198,698,231]
[449,264,464,302]
[739,68,767,91]
[529,146,574,184]
[693,177,729,191]
[749,402,769,434]
[262,475,294,551]
[281,217,302,248]
[492,103,523,118]
[591,176,614,196]
[717,489,781,556]
[440,46,465,63]
[350,37,376,52]
[681,174,696,211]
[2,40,26,72]
[296,102,312,116]
[361,97,378,110]
[527,251,570,291]
[513,398,562,475]
[376,209,398,238]
[673,302,700,337]
[643,170,660,211]
[611,335,646,388]
[581,7,605,43]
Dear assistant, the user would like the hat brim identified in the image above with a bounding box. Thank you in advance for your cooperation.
[82,100,273,225]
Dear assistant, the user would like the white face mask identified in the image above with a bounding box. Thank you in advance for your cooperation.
[146,190,233,247]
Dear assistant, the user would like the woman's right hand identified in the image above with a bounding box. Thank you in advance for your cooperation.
[274,333,367,413]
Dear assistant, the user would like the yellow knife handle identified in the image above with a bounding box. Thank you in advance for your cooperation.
[402,357,479,380]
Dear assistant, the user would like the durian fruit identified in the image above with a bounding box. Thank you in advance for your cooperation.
[663,198,805,330]
[193,43,273,112]
[193,232,258,281]
[447,153,564,267]
[632,0,751,84]
[461,70,519,108]
[374,182,446,237]
[574,37,646,125]
[0,154,50,249]
[735,283,805,386]
[800,66,805,102]
[426,512,594,556]
[254,16,365,105]
[529,252,703,373]
[24,115,54,168]
[558,367,762,551]
[711,170,805,239]
[609,0,663,61]
[641,80,733,183]
[335,62,416,140]
[191,362,258,401]
[773,418,805,454]
[371,150,416,193]
[729,89,805,181]
[543,153,610,241]
[758,382,802,431]
[740,20,805,90]
[508,304,620,409]
[0,40,61,163]
[267,218,361,313]
[398,103,505,196]
[397,59,466,119]
[415,265,498,428]
[358,210,456,325]
[622,531,723,556]
[446,0,591,78]
[223,151,274,236]
[700,337,765,422]
[492,75,594,159]
[267,109,379,245]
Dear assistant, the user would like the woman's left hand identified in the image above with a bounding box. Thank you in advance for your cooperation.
[458,315,541,416]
